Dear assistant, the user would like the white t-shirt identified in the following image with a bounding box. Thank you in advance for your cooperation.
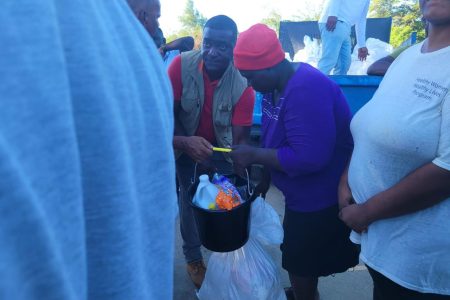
[319,0,370,48]
[348,41,450,295]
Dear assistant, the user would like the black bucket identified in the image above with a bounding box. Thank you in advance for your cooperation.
[189,168,255,252]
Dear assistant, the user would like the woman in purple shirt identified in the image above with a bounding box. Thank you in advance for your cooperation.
[231,24,358,300]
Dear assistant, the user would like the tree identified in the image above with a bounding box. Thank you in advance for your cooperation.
[261,10,282,34]
[369,0,397,18]
[166,0,206,48]
[179,0,207,30]
[370,0,425,48]
[390,1,425,47]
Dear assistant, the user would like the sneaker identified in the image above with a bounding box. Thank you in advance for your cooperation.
[186,260,206,289]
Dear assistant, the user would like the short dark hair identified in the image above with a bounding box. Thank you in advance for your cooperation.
[204,15,238,44]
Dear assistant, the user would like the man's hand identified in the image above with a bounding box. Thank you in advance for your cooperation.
[339,203,372,233]
[326,16,338,31]
[358,47,369,61]
[182,136,213,163]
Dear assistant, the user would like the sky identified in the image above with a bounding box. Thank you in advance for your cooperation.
[159,0,325,35]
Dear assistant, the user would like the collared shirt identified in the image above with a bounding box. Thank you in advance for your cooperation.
[168,55,255,144]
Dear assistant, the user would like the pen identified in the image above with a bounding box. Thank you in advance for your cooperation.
[212,147,232,153]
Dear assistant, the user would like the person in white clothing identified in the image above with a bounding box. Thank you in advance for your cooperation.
[339,0,450,298]
[318,0,370,75]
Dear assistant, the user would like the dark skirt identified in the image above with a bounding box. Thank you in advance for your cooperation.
[281,204,359,277]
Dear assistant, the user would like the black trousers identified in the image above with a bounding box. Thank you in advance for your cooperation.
[367,266,450,300]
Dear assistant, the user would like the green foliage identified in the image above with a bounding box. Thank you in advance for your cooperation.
[370,0,425,48]
[261,10,282,34]
[166,0,206,48]
[179,0,207,29]
[391,1,426,47]
[369,0,398,18]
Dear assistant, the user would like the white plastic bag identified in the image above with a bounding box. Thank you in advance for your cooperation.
[347,38,393,75]
[293,35,321,68]
[197,197,286,300]
[248,196,283,246]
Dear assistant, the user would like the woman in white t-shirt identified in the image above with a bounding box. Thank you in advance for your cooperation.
[338,0,450,299]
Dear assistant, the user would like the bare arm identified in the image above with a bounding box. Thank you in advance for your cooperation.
[232,125,251,145]
[173,101,213,162]
[164,36,194,53]
[340,163,450,232]
[230,87,255,146]
[230,145,283,172]
[367,56,395,76]
[232,84,339,176]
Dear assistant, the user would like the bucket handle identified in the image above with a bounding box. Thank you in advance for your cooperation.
[245,168,254,197]
[191,163,254,197]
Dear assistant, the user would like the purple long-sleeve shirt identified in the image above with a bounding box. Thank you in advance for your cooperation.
[262,63,353,212]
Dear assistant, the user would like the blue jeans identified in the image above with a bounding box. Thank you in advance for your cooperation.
[318,21,352,75]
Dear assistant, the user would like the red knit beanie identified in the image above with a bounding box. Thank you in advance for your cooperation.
[234,24,285,71]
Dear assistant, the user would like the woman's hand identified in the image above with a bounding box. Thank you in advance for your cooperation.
[339,203,372,233]
[230,144,257,176]
[230,144,256,166]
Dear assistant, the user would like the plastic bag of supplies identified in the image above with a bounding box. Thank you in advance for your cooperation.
[197,197,286,300]
[347,38,393,75]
